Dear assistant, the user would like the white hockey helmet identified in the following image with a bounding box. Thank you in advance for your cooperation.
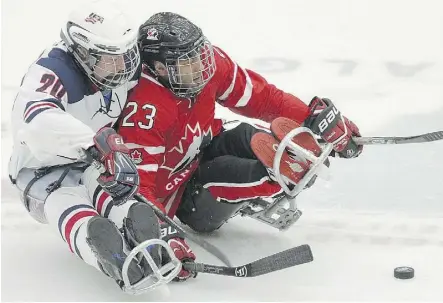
[61,0,140,89]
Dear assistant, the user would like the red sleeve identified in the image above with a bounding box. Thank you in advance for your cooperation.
[213,47,310,124]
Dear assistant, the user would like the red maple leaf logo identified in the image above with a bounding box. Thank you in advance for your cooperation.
[130,149,143,164]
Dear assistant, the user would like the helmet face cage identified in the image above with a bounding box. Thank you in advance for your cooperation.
[74,44,140,90]
[164,36,216,98]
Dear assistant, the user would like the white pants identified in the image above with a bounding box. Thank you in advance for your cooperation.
[13,164,139,273]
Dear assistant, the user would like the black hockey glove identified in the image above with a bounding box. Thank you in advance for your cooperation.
[87,127,139,205]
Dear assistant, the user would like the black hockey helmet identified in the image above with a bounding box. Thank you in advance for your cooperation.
[138,12,216,98]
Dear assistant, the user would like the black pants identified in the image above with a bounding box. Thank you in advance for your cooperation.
[176,123,284,232]
[198,122,269,189]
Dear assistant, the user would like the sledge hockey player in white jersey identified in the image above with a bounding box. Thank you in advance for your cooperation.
[8,0,183,294]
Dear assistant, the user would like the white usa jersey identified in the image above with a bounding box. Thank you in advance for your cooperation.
[8,42,138,179]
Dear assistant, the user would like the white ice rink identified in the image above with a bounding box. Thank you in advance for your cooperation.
[2,0,443,301]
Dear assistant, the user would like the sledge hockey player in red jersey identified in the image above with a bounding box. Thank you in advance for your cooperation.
[8,1,184,294]
[117,12,364,282]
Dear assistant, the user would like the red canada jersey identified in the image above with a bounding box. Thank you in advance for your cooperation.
[117,46,309,214]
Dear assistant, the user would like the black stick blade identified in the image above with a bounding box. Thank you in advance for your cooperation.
[183,244,313,278]
[247,244,313,277]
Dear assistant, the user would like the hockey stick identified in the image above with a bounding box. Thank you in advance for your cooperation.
[79,150,232,267]
[352,131,443,145]
[132,194,232,267]
[182,244,313,278]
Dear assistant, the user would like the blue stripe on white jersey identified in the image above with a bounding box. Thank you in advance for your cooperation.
[8,41,138,179]
[23,98,65,123]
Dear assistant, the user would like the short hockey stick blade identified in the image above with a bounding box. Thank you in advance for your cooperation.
[353,130,443,145]
[182,244,313,278]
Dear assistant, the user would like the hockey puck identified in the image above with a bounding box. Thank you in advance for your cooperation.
[394,266,414,279]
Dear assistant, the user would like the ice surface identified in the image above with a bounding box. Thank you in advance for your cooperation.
[2,0,443,301]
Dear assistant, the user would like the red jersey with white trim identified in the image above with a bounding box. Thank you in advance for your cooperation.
[117,46,309,215]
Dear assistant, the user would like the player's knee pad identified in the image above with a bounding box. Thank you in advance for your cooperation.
[13,165,86,223]
[176,182,248,233]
